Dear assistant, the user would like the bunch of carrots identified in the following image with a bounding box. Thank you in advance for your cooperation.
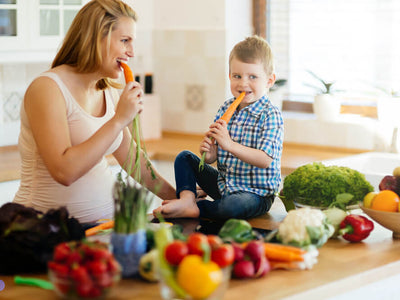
[198,91,246,171]
[241,242,318,270]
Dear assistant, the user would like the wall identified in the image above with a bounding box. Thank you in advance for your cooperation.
[0,0,252,146]
[152,0,252,133]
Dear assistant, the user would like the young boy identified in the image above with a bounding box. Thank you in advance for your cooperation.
[153,36,284,220]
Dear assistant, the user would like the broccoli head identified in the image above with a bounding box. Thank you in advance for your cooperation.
[282,162,373,207]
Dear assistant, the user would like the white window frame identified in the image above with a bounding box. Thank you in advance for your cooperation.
[0,0,88,63]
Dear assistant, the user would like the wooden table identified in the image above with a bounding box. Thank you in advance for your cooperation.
[1,200,399,300]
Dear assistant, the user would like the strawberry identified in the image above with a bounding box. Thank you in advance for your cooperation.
[76,279,94,298]
[87,261,107,276]
[53,242,71,262]
[66,250,82,266]
[107,258,121,274]
[71,265,91,284]
[94,272,112,288]
[48,261,69,278]
[91,248,112,261]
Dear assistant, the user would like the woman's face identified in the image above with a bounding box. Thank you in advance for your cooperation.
[229,58,275,108]
[101,16,136,79]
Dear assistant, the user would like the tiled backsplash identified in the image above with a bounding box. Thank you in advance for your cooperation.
[0,63,50,146]
[153,29,228,134]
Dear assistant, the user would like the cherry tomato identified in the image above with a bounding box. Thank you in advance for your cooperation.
[211,244,234,268]
[165,240,189,266]
[207,235,223,250]
[187,233,208,256]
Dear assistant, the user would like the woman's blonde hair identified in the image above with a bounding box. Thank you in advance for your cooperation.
[52,0,137,90]
[229,35,274,76]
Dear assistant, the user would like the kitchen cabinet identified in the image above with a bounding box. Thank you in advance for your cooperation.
[0,0,88,63]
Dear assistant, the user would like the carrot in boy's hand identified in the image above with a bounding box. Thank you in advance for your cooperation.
[198,91,246,171]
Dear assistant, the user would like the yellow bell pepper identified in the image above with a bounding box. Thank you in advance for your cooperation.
[177,254,223,299]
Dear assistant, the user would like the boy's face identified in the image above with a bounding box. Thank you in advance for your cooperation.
[229,58,275,108]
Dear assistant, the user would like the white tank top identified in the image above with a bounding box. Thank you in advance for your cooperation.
[13,72,123,223]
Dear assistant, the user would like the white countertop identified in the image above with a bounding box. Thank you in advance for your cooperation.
[283,112,396,152]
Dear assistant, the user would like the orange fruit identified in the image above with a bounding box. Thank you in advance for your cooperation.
[371,190,399,212]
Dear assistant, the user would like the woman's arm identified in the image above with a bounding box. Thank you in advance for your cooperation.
[25,77,141,186]
[113,127,176,199]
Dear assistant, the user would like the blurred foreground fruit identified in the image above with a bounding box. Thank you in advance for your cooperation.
[371,190,399,212]
[378,175,400,196]
[393,166,400,178]
[363,192,378,208]
[48,240,121,299]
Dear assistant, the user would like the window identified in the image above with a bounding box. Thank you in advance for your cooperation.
[0,0,86,58]
[0,0,17,36]
[267,0,400,103]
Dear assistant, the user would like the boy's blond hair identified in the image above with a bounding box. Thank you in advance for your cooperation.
[229,35,274,76]
[52,0,137,90]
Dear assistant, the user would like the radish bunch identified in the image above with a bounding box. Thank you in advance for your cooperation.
[232,241,271,279]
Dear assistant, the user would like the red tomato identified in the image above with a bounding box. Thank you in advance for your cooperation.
[211,244,234,268]
[165,240,189,265]
[187,233,208,256]
[207,235,223,250]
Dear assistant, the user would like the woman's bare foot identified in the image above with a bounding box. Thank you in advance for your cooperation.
[153,198,200,219]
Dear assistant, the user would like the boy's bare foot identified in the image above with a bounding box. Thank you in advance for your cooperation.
[152,198,200,219]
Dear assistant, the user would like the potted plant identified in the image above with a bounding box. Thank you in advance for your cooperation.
[305,71,341,121]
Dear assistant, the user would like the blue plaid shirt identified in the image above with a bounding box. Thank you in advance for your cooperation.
[215,94,284,197]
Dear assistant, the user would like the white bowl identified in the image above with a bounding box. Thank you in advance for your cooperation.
[360,204,400,239]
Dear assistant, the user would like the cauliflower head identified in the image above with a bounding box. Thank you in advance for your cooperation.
[277,207,334,248]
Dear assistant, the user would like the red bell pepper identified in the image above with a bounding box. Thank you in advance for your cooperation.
[339,214,374,242]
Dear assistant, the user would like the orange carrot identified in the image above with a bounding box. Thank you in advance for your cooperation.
[120,61,134,83]
[263,242,306,255]
[220,91,246,122]
[241,242,305,262]
[264,246,305,262]
[85,220,115,237]
[198,91,246,171]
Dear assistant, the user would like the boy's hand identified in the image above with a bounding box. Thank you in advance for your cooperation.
[209,119,234,151]
[199,134,217,163]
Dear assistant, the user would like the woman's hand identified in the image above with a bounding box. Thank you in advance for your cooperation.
[114,81,144,127]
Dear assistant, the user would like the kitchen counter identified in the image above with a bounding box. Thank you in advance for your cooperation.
[1,200,400,300]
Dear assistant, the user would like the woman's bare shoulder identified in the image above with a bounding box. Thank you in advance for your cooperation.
[24,72,65,110]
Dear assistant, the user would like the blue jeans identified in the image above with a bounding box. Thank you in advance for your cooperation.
[174,150,274,220]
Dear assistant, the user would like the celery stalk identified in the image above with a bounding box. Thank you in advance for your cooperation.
[154,224,187,298]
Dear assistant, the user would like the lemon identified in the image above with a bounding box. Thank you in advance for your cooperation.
[393,167,400,177]
[363,192,378,208]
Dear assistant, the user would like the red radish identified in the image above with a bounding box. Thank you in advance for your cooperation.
[244,241,264,262]
[233,260,255,278]
[254,257,271,278]
[232,243,245,262]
